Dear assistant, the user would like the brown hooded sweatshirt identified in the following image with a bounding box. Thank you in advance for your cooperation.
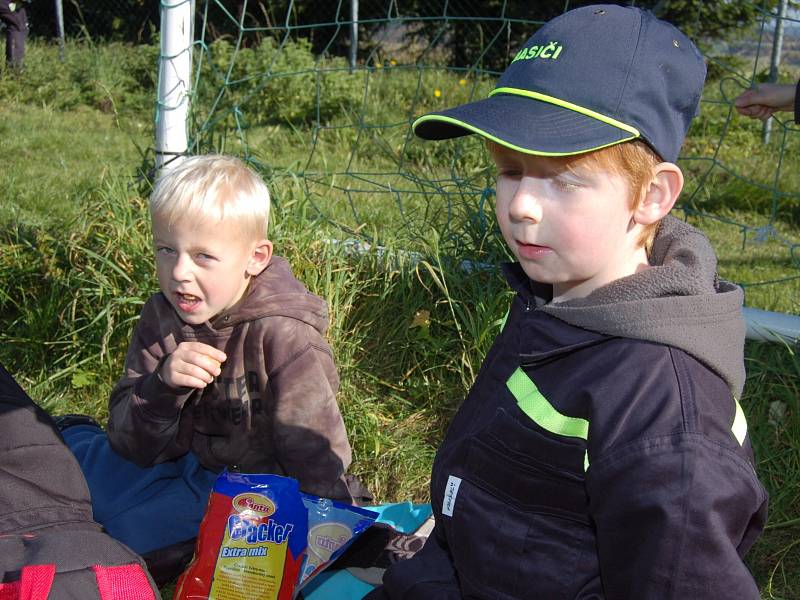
[107,256,356,502]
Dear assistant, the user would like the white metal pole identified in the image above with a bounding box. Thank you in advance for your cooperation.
[156,0,194,172]
[763,0,788,144]
[54,0,65,60]
[350,0,358,70]
[743,307,800,344]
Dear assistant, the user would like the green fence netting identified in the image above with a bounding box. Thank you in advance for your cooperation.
[167,0,799,314]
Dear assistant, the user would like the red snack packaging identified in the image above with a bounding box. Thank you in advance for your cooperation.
[174,471,308,600]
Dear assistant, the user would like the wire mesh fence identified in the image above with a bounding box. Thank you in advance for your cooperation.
[18,1,800,317]
[148,0,800,316]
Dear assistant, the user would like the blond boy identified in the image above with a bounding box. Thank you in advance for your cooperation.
[62,156,362,579]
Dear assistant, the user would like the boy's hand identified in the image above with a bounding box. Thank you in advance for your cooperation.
[734,83,796,120]
[159,342,227,389]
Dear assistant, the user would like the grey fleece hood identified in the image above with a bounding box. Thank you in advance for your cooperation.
[535,216,746,397]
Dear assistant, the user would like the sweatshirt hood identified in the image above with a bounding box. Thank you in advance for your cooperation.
[507,216,746,397]
[207,256,330,334]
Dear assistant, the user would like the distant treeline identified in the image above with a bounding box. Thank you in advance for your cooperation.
[26,0,158,42]
[26,0,781,69]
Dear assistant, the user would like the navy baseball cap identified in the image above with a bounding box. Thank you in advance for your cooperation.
[412,4,706,163]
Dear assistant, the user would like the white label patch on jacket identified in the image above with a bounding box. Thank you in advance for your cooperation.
[442,475,462,517]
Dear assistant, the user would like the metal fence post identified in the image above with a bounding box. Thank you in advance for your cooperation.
[155,0,194,173]
[350,0,358,70]
[54,0,65,60]
[763,0,789,144]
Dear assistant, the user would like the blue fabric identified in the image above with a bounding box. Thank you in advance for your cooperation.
[62,424,218,555]
[63,422,433,598]
[363,502,432,534]
[301,502,432,600]
[302,569,375,600]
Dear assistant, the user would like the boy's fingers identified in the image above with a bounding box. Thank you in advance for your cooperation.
[181,351,223,377]
[178,342,227,366]
[199,354,223,376]
[173,374,212,389]
[161,365,210,389]
[177,361,216,386]
[190,342,227,363]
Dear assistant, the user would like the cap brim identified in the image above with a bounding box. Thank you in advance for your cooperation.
[413,94,637,156]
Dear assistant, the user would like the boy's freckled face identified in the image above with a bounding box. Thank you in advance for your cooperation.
[152,217,258,325]
[491,143,645,302]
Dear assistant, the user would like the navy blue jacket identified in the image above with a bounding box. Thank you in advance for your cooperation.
[368,255,767,599]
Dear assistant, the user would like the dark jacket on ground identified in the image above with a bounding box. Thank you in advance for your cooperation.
[0,362,161,599]
[107,256,357,502]
[367,216,768,599]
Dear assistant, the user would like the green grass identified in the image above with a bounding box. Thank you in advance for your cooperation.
[1,39,799,599]
[741,341,800,598]
[0,104,149,227]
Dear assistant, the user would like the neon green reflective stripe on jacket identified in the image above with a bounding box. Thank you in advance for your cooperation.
[490,87,641,138]
[732,399,747,446]
[506,368,589,440]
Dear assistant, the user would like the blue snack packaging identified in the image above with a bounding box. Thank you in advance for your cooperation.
[294,494,377,595]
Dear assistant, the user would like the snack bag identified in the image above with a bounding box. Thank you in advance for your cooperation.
[295,494,378,595]
[174,471,308,600]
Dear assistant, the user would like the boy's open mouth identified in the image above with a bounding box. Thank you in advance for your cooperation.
[175,292,201,311]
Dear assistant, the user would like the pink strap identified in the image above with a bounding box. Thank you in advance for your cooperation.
[0,581,21,600]
[93,565,157,600]
[20,565,56,600]
[0,565,57,600]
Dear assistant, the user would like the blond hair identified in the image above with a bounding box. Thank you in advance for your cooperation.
[150,155,271,242]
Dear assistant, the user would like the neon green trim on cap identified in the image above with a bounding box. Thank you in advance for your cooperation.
[732,399,747,446]
[412,114,638,157]
[412,85,642,156]
[506,368,589,440]
[490,87,641,138]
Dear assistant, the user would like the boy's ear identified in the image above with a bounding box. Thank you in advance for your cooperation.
[246,239,273,276]
[634,162,684,226]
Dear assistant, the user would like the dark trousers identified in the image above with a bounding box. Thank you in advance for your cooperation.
[0,1,26,68]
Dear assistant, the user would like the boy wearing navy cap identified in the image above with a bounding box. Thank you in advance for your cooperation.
[367,5,767,599]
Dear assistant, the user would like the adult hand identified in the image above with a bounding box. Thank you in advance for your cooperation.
[160,342,226,389]
[733,83,796,121]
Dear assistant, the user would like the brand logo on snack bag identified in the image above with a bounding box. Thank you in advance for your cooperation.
[232,492,277,516]
[227,514,295,545]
